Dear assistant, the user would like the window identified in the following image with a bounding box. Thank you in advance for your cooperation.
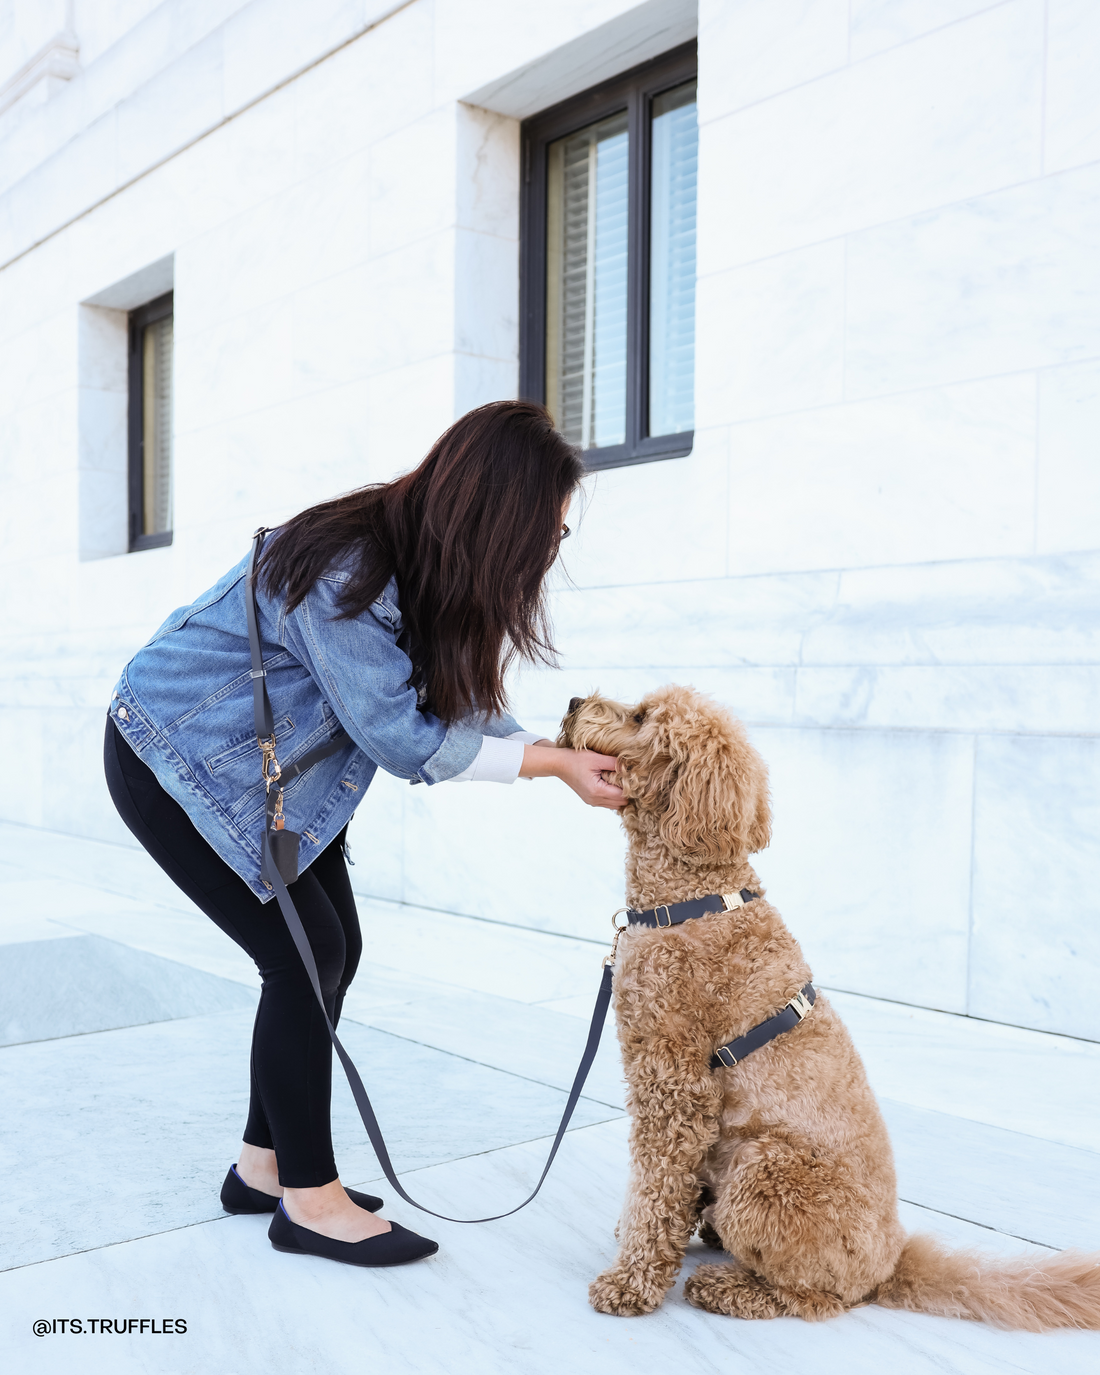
[521,44,697,469]
[127,292,174,550]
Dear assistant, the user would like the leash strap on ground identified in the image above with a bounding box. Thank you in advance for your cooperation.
[246,528,615,1222]
[268,854,614,1223]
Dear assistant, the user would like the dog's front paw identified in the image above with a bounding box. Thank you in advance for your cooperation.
[589,1267,665,1316]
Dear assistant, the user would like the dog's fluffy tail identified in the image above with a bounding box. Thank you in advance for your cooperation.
[875,1234,1100,1331]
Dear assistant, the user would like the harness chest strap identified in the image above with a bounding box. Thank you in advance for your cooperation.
[622,887,817,1072]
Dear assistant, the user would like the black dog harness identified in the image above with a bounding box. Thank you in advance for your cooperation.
[626,890,817,1070]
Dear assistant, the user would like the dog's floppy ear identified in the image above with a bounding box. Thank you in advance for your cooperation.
[655,698,771,863]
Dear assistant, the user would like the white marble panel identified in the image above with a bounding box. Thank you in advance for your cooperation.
[4,1118,1097,1375]
[849,0,1000,61]
[368,107,457,258]
[1037,360,1100,555]
[0,934,257,1045]
[702,0,1043,270]
[882,1097,1100,1250]
[1044,0,1100,175]
[344,766,405,902]
[347,895,607,1003]
[548,570,839,669]
[0,387,76,486]
[222,0,381,112]
[437,0,674,110]
[845,161,1100,397]
[456,103,519,241]
[817,552,1100,666]
[562,430,728,588]
[725,377,1035,575]
[697,0,849,121]
[454,228,519,364]
[175,150,372,334]
[969,734,1100,1039]
[0,1007,616,1269]
[793,665,1100,735]
[291,0,435,181]
[174,295,295,434]
[291,233,454,395]
[695,241,845,424]
[356,987,627,1109]
[454,351,519,416]
[0,105,122,265]
[828,989,1100,1149]
[362,352,458,469]
[114,30,225,186]
[757,725,973,1011]
[510,663,799,731]
[397,774,627,942]
[0,311,75,417]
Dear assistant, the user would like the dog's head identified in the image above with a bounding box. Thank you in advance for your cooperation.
[559,685,771,866]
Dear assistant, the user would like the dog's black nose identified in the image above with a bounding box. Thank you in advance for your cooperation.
[568,696,583,713]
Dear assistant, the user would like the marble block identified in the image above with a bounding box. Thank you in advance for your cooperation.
[0,1007,618,1269]
[882,1097,1100,1250]
[704,0,1042,268]
[829,989,1100,1152]
[3,1117,1098,1375]
[1044,0,1100,175]
[969,734,1100,1039]
[352,986,627,1109]
[754,725,973,1012]
[348,895,607,1003]
[0,935,257,1046]
[1037,360,1100,556]
[845,159,1100,397]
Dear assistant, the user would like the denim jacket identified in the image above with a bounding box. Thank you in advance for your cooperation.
[109,546,524,900]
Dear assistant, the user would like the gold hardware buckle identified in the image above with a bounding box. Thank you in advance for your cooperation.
[654,905,672,927]
[787,988,814,1021]
[604,909,631,967]
[721,891,745,911]
[259,735,281,792]
[714,1046,738,1068]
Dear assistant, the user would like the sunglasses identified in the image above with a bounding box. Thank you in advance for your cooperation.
[559,523,571,541]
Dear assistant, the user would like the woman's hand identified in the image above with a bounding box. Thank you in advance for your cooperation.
[519,745,626,810]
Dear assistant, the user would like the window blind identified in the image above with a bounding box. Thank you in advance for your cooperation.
[546,111,629,449]
[649,81,697,438]
[141,314,173,537]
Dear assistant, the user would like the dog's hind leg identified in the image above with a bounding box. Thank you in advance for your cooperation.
[685,1265,847,1321]
[589,1065,722,1316]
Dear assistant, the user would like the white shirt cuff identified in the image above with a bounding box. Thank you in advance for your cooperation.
[448,735,526,784]
[507,730,546,745]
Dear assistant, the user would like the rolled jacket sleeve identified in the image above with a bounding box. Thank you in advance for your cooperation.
[283,571,483,784]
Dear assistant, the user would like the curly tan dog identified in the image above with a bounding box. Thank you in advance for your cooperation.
[560,684,1100,1329]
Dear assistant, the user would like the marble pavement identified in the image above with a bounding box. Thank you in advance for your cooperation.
[2,820,1099,1374]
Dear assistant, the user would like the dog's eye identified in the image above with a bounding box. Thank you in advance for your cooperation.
[633,712,644,724]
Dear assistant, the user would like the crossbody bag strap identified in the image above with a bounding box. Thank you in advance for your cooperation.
[244,527,613,1223]
[245,530,276,742]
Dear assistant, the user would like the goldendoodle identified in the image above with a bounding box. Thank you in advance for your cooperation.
[560,684,1100,1329]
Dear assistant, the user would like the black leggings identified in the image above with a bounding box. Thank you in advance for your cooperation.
[103,717,362,1187]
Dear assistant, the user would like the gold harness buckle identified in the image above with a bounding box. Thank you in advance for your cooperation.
[721,891,746,911]
[654,905,672,928]
[788,988,814,1021]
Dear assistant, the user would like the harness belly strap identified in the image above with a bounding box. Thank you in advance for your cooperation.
[710,984,817,1070]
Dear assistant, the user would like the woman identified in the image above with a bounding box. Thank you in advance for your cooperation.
[104,400,623,1269]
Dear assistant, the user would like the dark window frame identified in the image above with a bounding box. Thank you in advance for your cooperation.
[519,42,697,471]
[127,290,174,552]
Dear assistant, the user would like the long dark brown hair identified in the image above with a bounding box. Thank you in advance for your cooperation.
[258,400,584,723]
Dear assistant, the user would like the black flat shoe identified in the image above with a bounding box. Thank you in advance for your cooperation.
[220,1165,383,1216]
[268,1201,438,1268]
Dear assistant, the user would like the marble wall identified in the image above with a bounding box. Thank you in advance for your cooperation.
[0,0,1096,1038]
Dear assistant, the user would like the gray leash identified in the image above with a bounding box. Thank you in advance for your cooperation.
[246,528,614,1223]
